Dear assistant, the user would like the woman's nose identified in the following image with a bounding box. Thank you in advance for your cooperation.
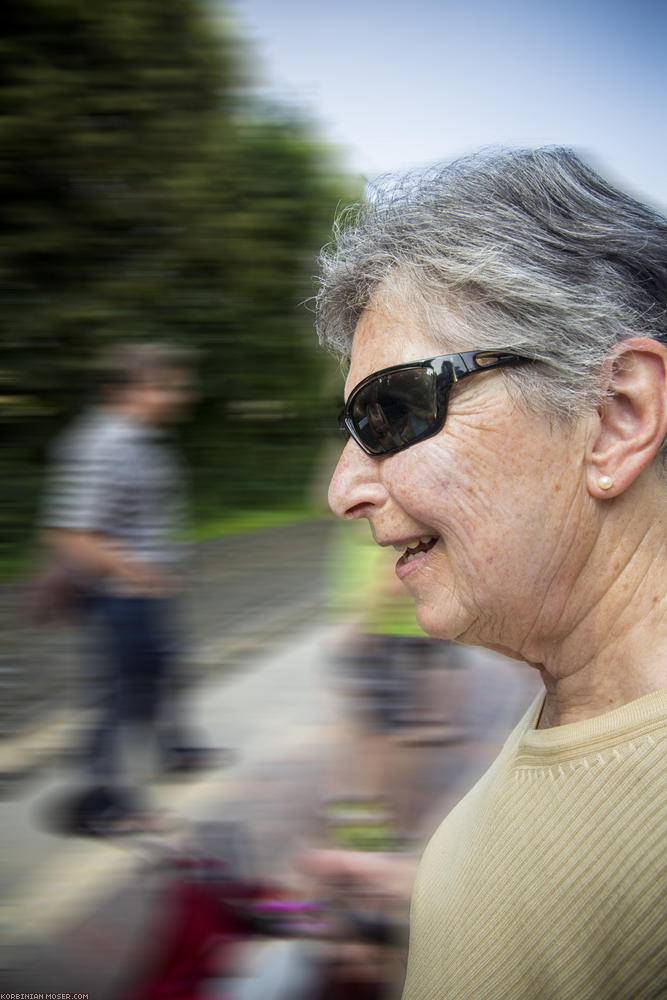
[328,439,388,519]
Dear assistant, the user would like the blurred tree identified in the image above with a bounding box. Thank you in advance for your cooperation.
[0,0,352,570]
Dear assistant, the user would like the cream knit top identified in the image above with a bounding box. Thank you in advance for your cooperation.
[402,689,667,1000]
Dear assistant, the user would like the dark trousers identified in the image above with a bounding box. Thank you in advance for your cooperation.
[85,594,185,787]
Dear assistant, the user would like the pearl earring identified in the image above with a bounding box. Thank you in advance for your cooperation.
[598,475,613,491]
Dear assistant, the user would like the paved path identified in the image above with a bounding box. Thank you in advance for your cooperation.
[0,624,334,992]
[0,619,540,998]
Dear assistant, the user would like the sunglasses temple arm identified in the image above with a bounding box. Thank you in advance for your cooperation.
[450,351,528,380]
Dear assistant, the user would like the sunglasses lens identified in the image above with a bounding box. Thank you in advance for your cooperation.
[349,367,438,454]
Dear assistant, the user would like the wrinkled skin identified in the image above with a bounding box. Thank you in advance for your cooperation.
[329,303,598,665]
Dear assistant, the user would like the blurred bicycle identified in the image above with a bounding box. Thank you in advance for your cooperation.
[121,821,409,1000]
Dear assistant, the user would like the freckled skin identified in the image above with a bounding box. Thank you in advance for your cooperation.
[330,303,667,727]
[329,304,597,658]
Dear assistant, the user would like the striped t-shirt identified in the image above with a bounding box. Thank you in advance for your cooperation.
[43,408,187,577]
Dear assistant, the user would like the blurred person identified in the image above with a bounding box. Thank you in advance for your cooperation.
[312,148,667,998]
[42,342,217,834]
[325,520,463,846]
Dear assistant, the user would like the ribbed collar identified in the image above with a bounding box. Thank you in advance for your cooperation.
[519,688,667,751]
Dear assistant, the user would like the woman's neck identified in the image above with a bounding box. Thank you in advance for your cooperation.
[534,549,666,728]
[520,488,666,728]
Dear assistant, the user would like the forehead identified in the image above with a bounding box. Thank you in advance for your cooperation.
[345,305,446,397]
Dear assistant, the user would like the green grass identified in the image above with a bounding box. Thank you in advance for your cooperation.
[185,505,330,542]
[0,551,33,583]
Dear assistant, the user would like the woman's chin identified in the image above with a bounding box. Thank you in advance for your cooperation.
[415,602,467,642]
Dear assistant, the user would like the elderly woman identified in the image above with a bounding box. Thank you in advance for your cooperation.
[316,148,667,999]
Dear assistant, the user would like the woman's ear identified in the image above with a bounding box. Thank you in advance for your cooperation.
[586,337,667,499]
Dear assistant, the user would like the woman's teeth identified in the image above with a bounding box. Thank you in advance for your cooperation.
[396,536,438,562]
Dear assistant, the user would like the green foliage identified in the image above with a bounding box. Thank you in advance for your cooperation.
[186,506,330,543]
[0,0,355,573]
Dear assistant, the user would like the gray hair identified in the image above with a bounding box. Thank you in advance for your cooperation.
[316,147,667,459]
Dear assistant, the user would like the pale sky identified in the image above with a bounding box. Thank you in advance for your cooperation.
[223,0,667,211]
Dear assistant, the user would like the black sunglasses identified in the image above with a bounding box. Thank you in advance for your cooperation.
[338,350,534,457]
